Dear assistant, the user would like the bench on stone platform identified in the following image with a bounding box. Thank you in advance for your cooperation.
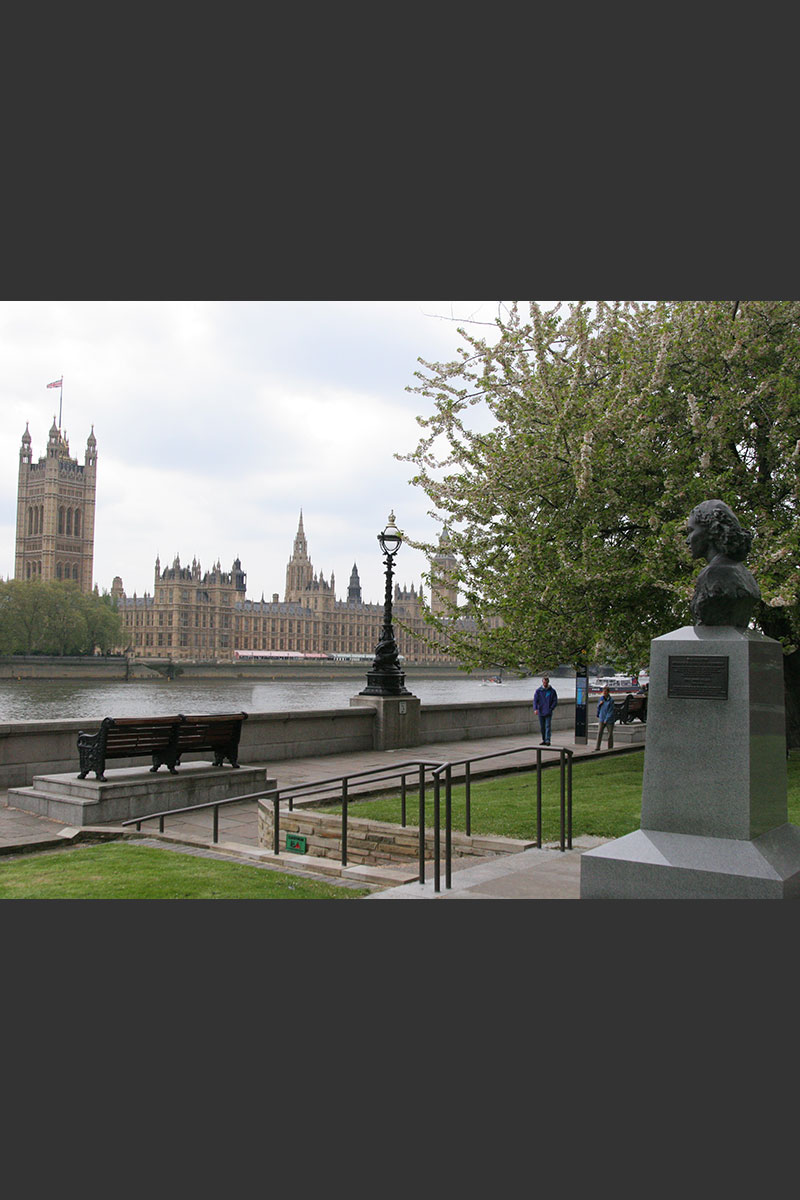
[76,712,248,782]
[613,693,647,725]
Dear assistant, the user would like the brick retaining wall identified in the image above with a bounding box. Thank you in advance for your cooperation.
[257,800,528,868]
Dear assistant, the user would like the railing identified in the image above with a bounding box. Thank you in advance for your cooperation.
[253,760,446,883]
[121,789,272,842]
[120,745,573,893]
[427,745,573,892]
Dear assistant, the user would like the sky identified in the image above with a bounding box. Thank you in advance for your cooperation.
[0,301,504,606]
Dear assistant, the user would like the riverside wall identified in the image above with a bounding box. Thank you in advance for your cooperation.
[0,655,131,680]
[0,698,575,790]
[0,656,490,682]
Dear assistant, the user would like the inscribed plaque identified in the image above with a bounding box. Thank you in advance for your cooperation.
[668,655,729,699]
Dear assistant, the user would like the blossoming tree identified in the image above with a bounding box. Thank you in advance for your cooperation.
[400,300,800,745]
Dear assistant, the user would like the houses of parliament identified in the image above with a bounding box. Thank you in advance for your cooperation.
[13,419,460,663]
[15,418,97,591]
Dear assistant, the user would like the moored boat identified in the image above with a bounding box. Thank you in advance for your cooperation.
[588,672,645,694]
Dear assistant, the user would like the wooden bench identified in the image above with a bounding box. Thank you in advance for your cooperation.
[77,712,248,782]
[613,693,648,725]
[174,713,248,770]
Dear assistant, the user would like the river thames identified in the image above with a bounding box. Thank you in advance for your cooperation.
[0,673,576,722]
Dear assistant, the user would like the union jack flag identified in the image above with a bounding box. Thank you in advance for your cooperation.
[46,378,62,388]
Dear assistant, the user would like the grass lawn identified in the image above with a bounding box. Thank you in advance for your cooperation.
[321,750,800,845]
[0,841,371,900]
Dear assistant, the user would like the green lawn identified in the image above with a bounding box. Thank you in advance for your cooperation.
[321,751,800,845]
[7,752,800,895]
[0,842,371,900]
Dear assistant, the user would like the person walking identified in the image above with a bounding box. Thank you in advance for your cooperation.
[533,675,558,746]
[595,686,616,750]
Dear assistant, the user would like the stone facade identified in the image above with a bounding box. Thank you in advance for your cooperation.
[112,512,463,663]
[15,419,97,593]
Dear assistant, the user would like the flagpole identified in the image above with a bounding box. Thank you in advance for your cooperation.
[58,378,63,429]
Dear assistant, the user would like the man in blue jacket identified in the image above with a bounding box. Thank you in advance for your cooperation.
[533,675,558,745]
[595,686,616,750]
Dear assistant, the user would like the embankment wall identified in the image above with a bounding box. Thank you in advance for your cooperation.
[0,699,575,790]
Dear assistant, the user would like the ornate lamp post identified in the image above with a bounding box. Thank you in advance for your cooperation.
[360,512,411,697]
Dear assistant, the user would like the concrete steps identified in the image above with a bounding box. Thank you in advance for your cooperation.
[6,762,274,826]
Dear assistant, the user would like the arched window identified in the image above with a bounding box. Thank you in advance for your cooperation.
[26,563,31,579]
[74,509,81,537]
[66,509,72,536]
[58,508,64,534]
[39,505,44,534]
[72,565,79,581]
[56,563,62,580]
[27,507,33,535]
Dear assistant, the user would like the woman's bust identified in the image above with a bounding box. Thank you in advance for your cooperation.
[685,500,761,628]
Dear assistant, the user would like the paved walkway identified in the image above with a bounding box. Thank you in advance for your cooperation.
[0,726,645,898]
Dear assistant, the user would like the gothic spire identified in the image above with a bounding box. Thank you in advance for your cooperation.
[292,509,309,560]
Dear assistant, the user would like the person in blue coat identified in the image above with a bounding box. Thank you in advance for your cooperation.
[533,675,558,745]
[595,686,616,750]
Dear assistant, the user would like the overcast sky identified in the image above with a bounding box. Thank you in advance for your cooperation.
[0,301,504,606]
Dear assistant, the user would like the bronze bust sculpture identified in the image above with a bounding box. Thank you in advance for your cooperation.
[685,500,761,627]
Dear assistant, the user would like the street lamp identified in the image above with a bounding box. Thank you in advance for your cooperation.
[360,512,411,697]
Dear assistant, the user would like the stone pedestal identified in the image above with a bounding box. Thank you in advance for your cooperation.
[581,625,800,899]
[349,694,421,751]
[6,762,273,826]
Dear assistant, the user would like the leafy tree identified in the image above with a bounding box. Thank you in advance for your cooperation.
[43,583,88,655]
[0,580,53,653]
[0,580,123,655]
[400,300,800,744]
[81,588,123,654]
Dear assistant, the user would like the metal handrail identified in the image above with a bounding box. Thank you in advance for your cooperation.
[428,744,573,893]
[119,745,573,890]
[267,759,445,810]
[121,789,274,842]
[259,759,447,874]
[121,761,445,858]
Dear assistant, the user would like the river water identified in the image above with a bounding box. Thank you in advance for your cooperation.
[0,673,576,723]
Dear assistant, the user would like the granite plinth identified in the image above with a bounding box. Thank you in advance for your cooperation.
[580,624,800,899]
[5,762,273,826]
[580,824,800,899]
[640,626,787,840]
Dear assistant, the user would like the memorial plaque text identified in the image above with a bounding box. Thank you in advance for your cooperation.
[668,655,729,699]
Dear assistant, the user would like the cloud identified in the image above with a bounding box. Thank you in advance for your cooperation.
[1,300,502,607]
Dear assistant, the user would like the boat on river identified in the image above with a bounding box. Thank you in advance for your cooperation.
[589,672,647,694]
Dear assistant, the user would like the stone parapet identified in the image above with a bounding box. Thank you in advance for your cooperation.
[0,698,576,789]
[419,698,574,744]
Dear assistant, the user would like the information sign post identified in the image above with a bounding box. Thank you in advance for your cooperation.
[574,664,588,745]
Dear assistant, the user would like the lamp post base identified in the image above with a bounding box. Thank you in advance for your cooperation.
[350,693,420,750]
[359,669,411,697]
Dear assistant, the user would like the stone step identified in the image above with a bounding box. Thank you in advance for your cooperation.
[6,763,275,827]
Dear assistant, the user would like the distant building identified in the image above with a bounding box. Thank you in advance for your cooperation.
[15,419,97,593]
[112,512,458,662]
[430,527,459,616]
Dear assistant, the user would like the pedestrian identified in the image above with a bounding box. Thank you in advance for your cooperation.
[533,675,558,746]
[596,686,616,750]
